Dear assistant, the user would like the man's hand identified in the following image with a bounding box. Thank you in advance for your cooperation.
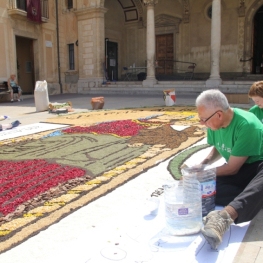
[180,163,189,169]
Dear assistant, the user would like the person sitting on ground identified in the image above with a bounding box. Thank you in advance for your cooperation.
[7,74,22,102]
[0,120,21,131]
[248,80,263,123]
[195,89,263,250]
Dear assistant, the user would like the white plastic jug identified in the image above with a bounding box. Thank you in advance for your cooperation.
[182,165,216,217]
[163,179,202,236]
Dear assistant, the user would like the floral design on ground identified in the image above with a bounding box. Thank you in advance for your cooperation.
[0,134,150,178]
[0,109,205,253]
[0,118,205,221]
[129,125,204,149]
[62,119,164,137]
[0,159,86,216]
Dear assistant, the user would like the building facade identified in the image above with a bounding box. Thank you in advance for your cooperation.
[1,0,263,94]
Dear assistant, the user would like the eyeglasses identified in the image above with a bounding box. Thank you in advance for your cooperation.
[199,110,221,123]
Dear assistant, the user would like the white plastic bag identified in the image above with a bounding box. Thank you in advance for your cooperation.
[34,80,49,112]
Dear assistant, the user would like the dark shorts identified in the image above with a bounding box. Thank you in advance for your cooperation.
[216,161,263,223]
[11,86,22,93]
[12,86,19,93]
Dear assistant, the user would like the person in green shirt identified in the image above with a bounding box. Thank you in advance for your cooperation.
[195,89,263,250]
[248,81,263,123]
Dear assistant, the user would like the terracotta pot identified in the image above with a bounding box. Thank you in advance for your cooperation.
[91,97,104,110]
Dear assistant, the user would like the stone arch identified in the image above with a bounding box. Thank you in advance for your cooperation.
[108,0,145,23]
[133,0,144,19]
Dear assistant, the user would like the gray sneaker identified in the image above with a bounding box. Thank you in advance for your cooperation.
[201,210,233,250]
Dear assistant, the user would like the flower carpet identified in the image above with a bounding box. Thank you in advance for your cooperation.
[0,106,206,253]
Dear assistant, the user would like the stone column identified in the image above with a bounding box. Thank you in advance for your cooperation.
[142,0,158,87]
[75,7,107,92]
[206,0,222,89]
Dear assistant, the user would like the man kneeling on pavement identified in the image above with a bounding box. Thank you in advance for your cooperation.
[195,89,263,250]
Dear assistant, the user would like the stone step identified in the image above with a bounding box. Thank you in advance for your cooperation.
[97,80,254,95]
[239,74,263,80]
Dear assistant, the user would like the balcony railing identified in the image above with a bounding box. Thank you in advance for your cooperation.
[8,0,49,20]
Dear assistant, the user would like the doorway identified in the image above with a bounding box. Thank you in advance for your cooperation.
[155,34,174,75]
[16,36,35,94]
[105,40,118,81]
[253,6,263,74]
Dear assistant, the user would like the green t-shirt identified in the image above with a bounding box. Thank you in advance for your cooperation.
[207,108,263,163]
[249,105,263,123]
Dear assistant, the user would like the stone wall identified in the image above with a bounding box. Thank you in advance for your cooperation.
[1,0,262,94]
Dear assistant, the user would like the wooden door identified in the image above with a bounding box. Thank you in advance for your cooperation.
[16,36,35,94]
[156,34,174,75]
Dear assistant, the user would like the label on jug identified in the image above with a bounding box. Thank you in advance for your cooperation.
[201,180,216,197]
[200,180,216,216]
[178,207,188,215]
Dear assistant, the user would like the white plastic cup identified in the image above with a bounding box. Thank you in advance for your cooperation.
[145,196,160,216]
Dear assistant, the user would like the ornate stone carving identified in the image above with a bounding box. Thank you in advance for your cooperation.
[133,0,143,16]
[143,0,158,6]
[155,14,181,33]
[183,0,190,23]
[238,0,246,17]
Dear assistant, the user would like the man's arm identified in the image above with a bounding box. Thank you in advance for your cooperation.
[216,155,248,176]
[200,146,221,165]
[201,147,248,176]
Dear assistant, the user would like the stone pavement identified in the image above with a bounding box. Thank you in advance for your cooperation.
[0,92,254,126]
[0,92,262,262]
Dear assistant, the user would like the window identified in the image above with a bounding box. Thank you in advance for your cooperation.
[207,6,212,19]
[68,43,75,70]
[67,0,73,9]
[17,0,27,11]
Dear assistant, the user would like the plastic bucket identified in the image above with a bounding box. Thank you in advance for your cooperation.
[163,89,176,106]
[91,97,104,110]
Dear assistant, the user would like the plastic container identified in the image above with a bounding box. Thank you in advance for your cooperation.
[182,165,216,217]
[163,178,202,236]
[144,196,160,216]
[163,89,176,106]
[34,80,49,112]
[91,97,104,110]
